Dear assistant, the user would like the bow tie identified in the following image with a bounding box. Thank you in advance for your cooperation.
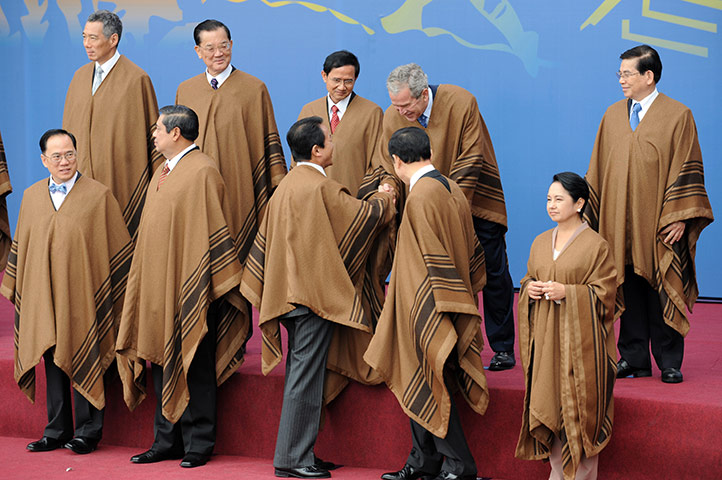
[49,183,67,195]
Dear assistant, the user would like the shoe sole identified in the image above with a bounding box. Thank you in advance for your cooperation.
[617,370,652,378]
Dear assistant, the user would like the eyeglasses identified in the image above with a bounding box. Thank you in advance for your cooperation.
[200,42,231,54]
[329,77,355,87]
[615,70,640,80]
[43,151,77,163]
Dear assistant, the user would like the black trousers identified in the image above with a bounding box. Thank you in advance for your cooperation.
[274,311,334,469]
[405,370,476,477]
[43,350,104,441]
[618,266,684,370]
[473,217,515,353]
[151,304,218,456]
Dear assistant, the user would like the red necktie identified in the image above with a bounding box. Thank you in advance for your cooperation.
[330,105,340,134]
[157,164,170,190]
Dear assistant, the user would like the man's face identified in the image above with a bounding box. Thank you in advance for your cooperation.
[82,21,118,64]
[389,86,428,122]
[321,65,357,104]
[618,58,654,101]
[42,134,78,184]
[153,116,175,159]
[195,28,232,77]
[316,124,334,168]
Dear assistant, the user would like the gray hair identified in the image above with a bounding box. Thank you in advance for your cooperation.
[387,63,428,98]
[87,10,123,42]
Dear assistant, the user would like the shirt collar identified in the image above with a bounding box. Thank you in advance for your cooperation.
[165,143,197,172]
[206,64,233,88]
[96,50,120,76]
[422,86,434,121]
[50,171,79,192]
[296,161,327,177]
[632,87,659,115]
[327,93,352,118]
[409,164,436,191]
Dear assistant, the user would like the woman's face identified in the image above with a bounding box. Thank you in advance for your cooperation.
[547,181,581,224]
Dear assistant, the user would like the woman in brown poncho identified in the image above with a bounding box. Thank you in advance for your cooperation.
[516,172,619,480]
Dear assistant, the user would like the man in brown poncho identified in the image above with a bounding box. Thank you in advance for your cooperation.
[0,128,12,269]
[176,19,286,274]
[241,116,396,479]
[63,10,162,239]
[1,129,132,455]
[365,127,488,480]
[297,50,394,405]
[116,106,246,469]
[585,45,713,384]
[382,63,516,372]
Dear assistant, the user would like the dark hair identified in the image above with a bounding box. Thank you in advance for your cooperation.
[388,127,431,164]
[552,172,589,217]
[193,19,231,45]
[620,45,662,84]
[87,10,122,42]
[287,116,326,162]
[158,105,199,141]
[323,50,360,77]
[39,129,76,153]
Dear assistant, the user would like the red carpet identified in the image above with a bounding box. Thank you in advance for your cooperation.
[0,288,721,479]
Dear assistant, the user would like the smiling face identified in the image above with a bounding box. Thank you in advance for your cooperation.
[322,65,357,104]
[618,58,655,101]
[389,86,428,122]
[42,134,78,184]
[547,181,583,225]
[82,21,118,64]
[195,28,232,77]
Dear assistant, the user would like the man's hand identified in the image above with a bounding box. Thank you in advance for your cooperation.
[661,221,685,245]
[379,183,396,203]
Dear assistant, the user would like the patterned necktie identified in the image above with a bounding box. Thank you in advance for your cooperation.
[92,65,104,95]
[418,113,428,128]
[330,105,340,133]
[211,78,218,90]
[49,183,67,194]
[630,102,642,131]
[157,164,170,190]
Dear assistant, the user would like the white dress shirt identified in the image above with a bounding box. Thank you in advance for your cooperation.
[206,64,233,89]
[296,161,327,176]
[631,88,659,123]
[93,50,121,92]
[49,171,79,210]
[327,93,352,122]
[409,164,436,191]
[164,143,198,173]
[422,87,434,122]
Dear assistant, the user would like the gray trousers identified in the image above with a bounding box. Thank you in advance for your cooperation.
[273,310,334,469]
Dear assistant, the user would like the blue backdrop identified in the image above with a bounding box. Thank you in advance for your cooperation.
[0,0,719,295]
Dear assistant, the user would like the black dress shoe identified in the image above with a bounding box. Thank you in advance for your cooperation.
[315,455,342,470]
[274,465,331,478]
[488,351,515,371]
[27,436,69,452]
[616,359,652,378]
[430,471,478,480]
[180,452,210,468]
[661,367,683,384]
[64,437,98,454]
[381,464,435,480]
[130,448,184,464]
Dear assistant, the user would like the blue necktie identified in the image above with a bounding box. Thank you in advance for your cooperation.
[630,102,642,130]
[211,78,218,90]
[49,183,67,194]
[418,113,428,128]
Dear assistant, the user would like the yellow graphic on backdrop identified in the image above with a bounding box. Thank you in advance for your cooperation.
[227,0,375,34]
[381,0,547,76]
[581,0,720,57]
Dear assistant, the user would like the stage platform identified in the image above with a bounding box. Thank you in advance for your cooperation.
[0,293,720,479]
